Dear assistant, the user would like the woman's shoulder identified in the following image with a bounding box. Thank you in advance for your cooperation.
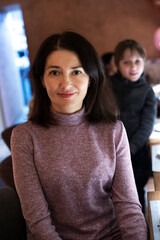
[106,119,124,129]
[12,120,44,137]
[105,120,128,146]
[110,120,126,135]
[97,120,125,136]
[13,120,35,131]
[11,121,50,148]
[11,121,31,141]
[110,120,127,141]
[95,120,128,146]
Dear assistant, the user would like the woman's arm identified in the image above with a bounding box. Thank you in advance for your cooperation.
[112,122,148,239]
[11,124,62,240]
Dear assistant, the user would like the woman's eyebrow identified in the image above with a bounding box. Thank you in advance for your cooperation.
[46,65,83,70]
[46,65,60,69]
[71,66,83,69]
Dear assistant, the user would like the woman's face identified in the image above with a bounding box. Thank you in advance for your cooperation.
[118,48,145,82]
[42,49,90,114]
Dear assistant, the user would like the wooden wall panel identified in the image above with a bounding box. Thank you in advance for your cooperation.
[0,0,160,63]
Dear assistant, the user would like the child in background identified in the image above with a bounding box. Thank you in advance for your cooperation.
[101,52,117,76]
[111,39,157,214]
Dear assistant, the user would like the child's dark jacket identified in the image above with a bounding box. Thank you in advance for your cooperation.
[111,72,157,175]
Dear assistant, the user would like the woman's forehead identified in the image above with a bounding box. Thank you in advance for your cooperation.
[45,49,81,67]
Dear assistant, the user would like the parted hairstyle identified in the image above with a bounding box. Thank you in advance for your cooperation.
[114,39,146,67]
[29,31,119,127]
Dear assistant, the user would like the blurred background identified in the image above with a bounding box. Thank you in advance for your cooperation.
[0,0,160,134]
[0,0,160,164]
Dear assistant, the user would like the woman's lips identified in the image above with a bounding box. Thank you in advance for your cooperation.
[58,93,75,98]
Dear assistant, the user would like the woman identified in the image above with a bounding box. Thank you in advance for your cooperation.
[11,31,148,240]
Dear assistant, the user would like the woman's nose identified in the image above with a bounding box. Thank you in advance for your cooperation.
[59,74,71,89]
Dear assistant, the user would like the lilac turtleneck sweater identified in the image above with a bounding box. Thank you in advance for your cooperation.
[11,108,148,240]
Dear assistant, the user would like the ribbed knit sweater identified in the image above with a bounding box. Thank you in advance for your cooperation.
[11,108,148,240]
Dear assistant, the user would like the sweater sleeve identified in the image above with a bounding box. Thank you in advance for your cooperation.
[112,122,148,239]
[130,88,157,155]
[11,124,62,240]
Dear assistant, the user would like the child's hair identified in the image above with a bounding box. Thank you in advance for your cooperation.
[114,39,146,67]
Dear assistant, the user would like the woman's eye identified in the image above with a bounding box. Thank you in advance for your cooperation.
[50,71,59,76]
[73,70,81,75]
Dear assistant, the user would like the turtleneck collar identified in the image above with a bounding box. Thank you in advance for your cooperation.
[51,107,85,126]
[115,72,146,87]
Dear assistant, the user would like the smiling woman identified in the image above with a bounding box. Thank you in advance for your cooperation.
[42,49,89,114]
[11,31,148,240]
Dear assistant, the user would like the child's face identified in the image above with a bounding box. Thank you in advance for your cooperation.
[118,48,145,82]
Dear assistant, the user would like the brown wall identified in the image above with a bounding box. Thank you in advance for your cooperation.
[1,0,160,63]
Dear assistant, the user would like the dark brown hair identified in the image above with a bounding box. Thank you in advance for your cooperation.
[114,39,146,67]
[101,52,114,65]
[29,31,118,126]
